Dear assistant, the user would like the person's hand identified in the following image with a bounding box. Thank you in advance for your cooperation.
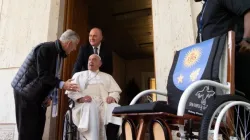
[239,40,250,53]
[78,96,92,103]
[63,79,80,92]
[106,96,116,104]
[42,97,52,107]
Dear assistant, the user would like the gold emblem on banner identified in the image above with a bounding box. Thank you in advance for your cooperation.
[183,48,202,68]
[190,68,201,82]
[177,74,184,84]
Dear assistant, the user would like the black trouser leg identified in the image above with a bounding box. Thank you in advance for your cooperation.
[106,123,120,140]
[235,53,250,138]
[235,52,250,100]
[14,91,21,133]
[38,105,47,139]
[14,90,46,140]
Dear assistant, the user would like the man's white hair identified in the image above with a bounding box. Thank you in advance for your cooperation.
[97,54,102,61]
[91,54,102,61]
[59,29,80,43]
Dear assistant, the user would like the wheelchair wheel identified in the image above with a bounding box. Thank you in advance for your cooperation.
[122,119,137,140]
[63,110,78,140]
[199,95,250,140]
[149,119,172,140]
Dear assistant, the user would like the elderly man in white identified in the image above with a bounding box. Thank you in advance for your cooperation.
[65,54,122,140]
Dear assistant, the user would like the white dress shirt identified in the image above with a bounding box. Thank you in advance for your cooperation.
[92,43,101,55]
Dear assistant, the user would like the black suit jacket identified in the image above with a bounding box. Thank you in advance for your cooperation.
[72,43,113,75]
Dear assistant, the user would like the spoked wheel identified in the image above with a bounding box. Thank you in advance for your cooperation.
[150,118,172,140]
[199,95,250,140]
[122,119,137,140]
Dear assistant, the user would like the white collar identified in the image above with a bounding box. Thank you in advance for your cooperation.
[88,70,99,75]
[92,43,101,49]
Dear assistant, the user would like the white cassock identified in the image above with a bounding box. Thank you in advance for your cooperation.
[65,70,122,140]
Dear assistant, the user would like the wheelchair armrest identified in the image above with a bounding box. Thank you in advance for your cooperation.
[68,99,75,109]
[177,80,230,116]
[129,89,168,105]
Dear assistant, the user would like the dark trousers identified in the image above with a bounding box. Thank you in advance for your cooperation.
[235,52,250,137]
[106,123,120,140]
[14,90,46,140]
[235,52,250,100]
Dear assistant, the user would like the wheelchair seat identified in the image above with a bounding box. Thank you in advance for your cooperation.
[113,101,176,114]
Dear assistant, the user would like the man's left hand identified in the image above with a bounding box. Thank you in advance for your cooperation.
[239,40,250,53]
[106,96,116,104]
[42,98,52,107]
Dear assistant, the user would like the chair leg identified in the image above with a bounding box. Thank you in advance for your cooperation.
[122,119,136,140]
[124,122,134,140]
[150,118,172,140]
[136,118,148,140]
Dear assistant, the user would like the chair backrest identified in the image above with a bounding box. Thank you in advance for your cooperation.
[166,31,235,116]
[218,31,235,94]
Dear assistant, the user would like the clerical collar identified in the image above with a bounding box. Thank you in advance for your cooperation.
[88,70,99,75]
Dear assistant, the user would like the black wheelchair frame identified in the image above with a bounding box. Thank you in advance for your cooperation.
[63,99,79,140]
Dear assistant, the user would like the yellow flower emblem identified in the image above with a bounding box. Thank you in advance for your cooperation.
[183,48,202,68]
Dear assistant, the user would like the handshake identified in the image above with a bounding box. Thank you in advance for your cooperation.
[63,79,80,92]
[42,79,80,108]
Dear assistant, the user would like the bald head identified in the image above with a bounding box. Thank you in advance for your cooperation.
[89,27,103,47]
[88,54,102,71]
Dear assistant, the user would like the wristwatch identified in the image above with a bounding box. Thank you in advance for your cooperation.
[242,38,250,43]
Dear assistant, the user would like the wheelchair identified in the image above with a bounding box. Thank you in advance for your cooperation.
[62,99,123,140]
[63,99,79,140]
[113,31,250,140]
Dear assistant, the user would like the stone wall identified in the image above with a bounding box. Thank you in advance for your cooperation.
[152,0,202,100]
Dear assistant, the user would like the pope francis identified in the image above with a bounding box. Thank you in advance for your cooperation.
[65,54,122,140]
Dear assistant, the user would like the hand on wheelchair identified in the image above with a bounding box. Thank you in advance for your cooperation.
[239,40,250,53]
[106,96,116,104]
[78,95,92,103]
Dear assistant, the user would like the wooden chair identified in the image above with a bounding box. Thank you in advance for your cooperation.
[113,31,235,140]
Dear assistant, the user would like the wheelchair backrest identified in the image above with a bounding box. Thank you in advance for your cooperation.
[166,31,235,116]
